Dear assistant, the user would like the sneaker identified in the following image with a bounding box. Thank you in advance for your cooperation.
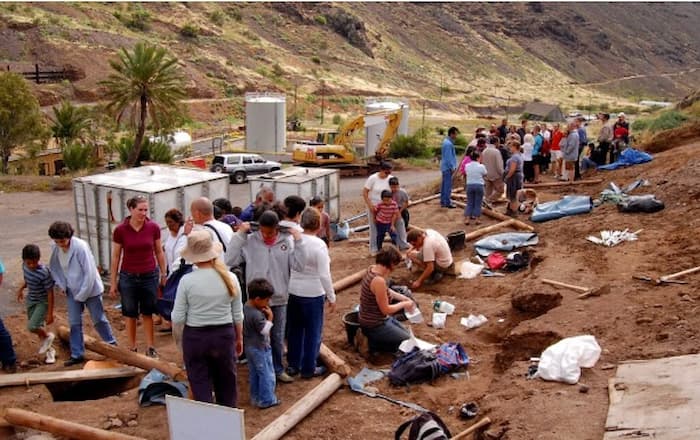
[2,363,17,373]
[39,332,55,354]
[259,400,281,410]
[45,347,56,364]
[286,366,300,377]
[146,347,159,359]
[276,372,295,384]
[64,356,85,367]
[301,366,328,379]
[237,352,248,365]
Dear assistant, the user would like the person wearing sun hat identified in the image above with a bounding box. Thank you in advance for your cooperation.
[171,230,243,408]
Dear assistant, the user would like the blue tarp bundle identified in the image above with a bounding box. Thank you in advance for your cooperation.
[474,232,539,256]
[530,195,593,223]
[598,148,653,171]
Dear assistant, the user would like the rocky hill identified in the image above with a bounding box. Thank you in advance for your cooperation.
[1,2,699,112]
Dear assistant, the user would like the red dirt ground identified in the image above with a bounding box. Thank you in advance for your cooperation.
[1,140,699,439]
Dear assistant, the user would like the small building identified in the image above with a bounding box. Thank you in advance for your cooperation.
[8,148,65,176]
[522,102,566,122]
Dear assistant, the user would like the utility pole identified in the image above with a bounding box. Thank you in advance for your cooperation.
[320,80,325,125]
[506,95,511,120]
[439,75,444,102]
[421,100,426,131]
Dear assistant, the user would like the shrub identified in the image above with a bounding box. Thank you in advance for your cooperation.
[225,7,242,21]
[314,15,327,25]
[271,63,285,78]
[332,114,343,125]
[62,143,92,172]
[180,23,199,38]
[124,8,150,31]
[633,110,688,133]
[115,137,173,165]
[311,55,321,64]
[390,132,429,159]
[209,10,225,26]
[435,127,445,135]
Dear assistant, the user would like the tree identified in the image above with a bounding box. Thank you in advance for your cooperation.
[50,101,92,149]
[0,73,44,174]
[100,42,186,167]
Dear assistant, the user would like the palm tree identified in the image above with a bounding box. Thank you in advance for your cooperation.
[100,42,186,167]
[50,101,92,149]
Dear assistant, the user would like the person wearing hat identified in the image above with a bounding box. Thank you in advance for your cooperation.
[612,112,630,163]
[596,113,613,166]
[171,230,244,408]
[362,161,394,256]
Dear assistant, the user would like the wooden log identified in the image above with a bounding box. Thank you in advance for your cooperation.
[332,269,366,292]
[318,343,351,377]
[450,416,492,440]
[0,367,144,388]
[465,220,516,241]
[251,373,344,440]
[57,326,186,381]
[4,408,145,440]
[0,417,15,437]
[524,178,603,189]
[409,188,464,207]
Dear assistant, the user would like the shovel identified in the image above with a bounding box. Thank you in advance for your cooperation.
[348,376,428,412]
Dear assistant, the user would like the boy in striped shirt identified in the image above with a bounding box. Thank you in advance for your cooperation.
[17,244,56,364]
[374,190,400,252]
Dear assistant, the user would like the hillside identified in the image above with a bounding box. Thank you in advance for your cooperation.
[1,2,699,118]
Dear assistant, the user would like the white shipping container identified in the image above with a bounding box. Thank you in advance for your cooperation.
[248,167,340,222]
[73,165,230,274]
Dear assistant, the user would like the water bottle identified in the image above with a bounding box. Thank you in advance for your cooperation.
[433,300,455,315]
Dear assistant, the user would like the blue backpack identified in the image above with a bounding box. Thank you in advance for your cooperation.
[157,259,193,321]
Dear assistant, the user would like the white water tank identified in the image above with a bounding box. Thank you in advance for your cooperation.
[365,98,409,158]
[245,92,286,153]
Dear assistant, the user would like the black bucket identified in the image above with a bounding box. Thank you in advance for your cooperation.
[342,311,360,345]
[447,230,465,251]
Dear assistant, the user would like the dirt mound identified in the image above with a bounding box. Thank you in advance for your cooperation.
[511,291,562,315]
[640,120,700,153]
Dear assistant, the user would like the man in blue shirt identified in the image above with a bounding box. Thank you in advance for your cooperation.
[440,127,459,208]
[0,258,18,373]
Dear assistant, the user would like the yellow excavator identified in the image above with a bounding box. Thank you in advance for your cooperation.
[292,107,404,171]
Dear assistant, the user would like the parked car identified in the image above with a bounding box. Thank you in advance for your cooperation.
[210,153,282,184]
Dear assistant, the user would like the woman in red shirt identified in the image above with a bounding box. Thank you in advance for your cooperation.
[109,196,167,358]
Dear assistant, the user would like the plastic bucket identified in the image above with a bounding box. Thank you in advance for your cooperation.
[342,311,360,345]
[447,231,465,251]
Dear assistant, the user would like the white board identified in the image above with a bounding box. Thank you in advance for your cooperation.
[166,395,245,440]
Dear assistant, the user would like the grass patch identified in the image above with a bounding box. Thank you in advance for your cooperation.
[632,109,689,133]
[402,157,438,169]
[0,175,73,192]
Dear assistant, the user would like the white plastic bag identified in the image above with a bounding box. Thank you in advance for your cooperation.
[536,335,601,384]
[458,261,484,279]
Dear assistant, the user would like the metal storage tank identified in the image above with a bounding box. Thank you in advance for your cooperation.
[245,92,286,153]
[365,98,409,158]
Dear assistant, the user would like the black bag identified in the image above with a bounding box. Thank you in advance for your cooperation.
[388,348,441,386]
[504,250,531,272]
[231,261,247,303]
[617,195,664,213]
[395,411,451,440]
[157,259,193,321]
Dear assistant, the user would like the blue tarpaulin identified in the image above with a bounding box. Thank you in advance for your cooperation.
[474,232,539,256]
[530,195,593,223]
[598,148,653,171]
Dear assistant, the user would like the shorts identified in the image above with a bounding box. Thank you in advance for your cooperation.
[564,159,577,167]
[118,270,159,318]
[551,150,563,161]
[26,301,48,331]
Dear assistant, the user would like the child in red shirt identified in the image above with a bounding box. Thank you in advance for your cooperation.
[374,190,399,251]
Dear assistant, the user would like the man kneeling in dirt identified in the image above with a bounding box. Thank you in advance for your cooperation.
[406,229,454,289]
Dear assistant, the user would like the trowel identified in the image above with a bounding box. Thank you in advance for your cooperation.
[348,370,428,413]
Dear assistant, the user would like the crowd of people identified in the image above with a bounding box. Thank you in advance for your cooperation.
[439,113,632,219]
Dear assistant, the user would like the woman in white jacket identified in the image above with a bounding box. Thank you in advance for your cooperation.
[48,221,116,366]
[286,208,336,379]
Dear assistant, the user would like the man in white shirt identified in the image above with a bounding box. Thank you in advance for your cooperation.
[185,197,233,260]
[406,228,454,288]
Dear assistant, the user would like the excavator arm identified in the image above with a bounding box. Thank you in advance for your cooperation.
[373,109,403,160]
[334,114,366,148]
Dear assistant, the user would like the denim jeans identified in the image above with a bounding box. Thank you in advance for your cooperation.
[246,346,277,407]
[183,324,238,407]
[66,293,116,359]
[394,217,410,250]
[375,222,397,252]
[118,270,159,318]
[270,304,287,376]
[361,317,411,353]
[465,184,485,218]
[287,294,324,377]
[367,209,379,254]
[0,317,17,367]
[440,170,453,206]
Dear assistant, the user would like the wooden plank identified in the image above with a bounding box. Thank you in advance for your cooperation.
[524,178,603,189]
[604,353,700,440]
[0,367,144,388]
[5,408,145,440]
